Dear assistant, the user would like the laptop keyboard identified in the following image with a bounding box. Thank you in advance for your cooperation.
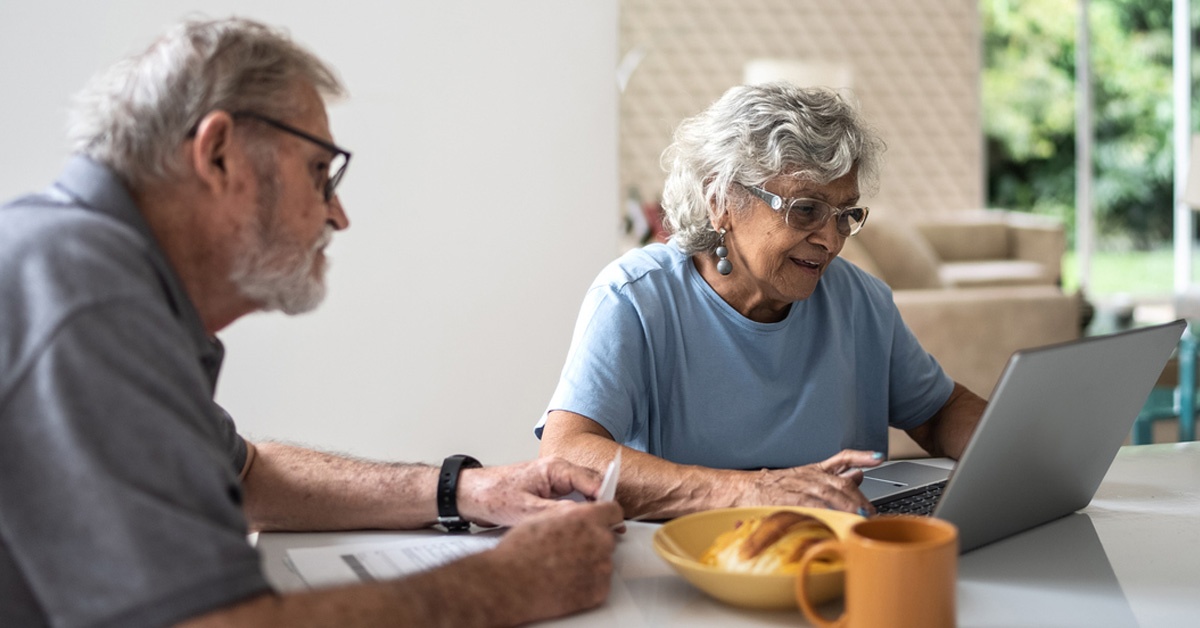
[873,480,948,516]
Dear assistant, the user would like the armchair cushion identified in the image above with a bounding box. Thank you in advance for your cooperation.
[917,219,1009,261]
[938,260,1048,288]
[892,286,1081,397]
[917,210,1065,286]
[851,217,944,290]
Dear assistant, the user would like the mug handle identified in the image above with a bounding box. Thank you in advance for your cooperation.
[795,539,847,628]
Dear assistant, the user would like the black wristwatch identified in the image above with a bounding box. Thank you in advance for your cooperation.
[437,454,482,532]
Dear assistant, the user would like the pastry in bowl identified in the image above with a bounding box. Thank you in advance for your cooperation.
[700,510,840,575]
[652,506,861,609]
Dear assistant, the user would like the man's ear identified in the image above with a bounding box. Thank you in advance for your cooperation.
[189,111,236,195]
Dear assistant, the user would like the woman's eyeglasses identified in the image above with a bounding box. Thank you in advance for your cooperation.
[743,185,869,237]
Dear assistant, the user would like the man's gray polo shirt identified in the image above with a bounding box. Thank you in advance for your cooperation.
[0,157,271,627]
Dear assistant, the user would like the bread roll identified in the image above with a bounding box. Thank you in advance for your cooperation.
[700,511,840,575]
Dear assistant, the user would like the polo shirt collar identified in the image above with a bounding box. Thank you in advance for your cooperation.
[50,155,226,389]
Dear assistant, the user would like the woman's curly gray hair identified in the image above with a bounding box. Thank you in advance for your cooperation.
[68,16,345,190]
[660,83,885,254]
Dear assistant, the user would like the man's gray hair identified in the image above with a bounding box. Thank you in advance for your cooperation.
[660,83,885,254]
[68,17,345,189]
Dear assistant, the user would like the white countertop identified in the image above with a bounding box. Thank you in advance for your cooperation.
[257,442,1200,627]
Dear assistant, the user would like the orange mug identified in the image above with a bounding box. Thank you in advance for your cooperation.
[795,515,958,628]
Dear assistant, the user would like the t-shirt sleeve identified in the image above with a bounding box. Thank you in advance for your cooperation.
[884,306,956,431]
[0,297,270,628]
[536,285,650,444]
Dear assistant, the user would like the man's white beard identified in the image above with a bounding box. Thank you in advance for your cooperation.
[232,224,332,315]
[230,169,333,315]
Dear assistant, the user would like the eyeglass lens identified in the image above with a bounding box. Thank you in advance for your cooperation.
[325,153,349,202]
[784,199,866,236]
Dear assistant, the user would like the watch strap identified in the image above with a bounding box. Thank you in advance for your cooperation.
[437,454,481,532]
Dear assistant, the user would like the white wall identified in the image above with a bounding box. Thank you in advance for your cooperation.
[0,1,618,465]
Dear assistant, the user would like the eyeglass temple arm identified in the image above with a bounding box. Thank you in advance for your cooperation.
[744,185,783,210]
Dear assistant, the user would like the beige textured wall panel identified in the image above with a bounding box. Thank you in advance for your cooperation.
[620,0,983,220]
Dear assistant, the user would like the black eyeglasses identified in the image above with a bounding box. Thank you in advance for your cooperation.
[743,185,869,237]
[232,111,351,203]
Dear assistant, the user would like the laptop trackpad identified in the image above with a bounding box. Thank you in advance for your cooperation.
[860,461,952,501]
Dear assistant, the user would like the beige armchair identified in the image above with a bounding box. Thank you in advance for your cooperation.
[839,209,1081,458]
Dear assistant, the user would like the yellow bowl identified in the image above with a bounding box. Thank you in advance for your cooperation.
[652,506,863,610]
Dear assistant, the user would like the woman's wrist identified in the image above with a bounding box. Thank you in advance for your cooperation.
[667,466,747,515]
[719,468,764,508]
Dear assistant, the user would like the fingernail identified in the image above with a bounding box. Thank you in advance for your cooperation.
[871,451,885,460]
[857,507,870,517]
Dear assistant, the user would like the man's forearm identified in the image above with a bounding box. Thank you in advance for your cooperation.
[241,441,441,532]
[178,550,538,628]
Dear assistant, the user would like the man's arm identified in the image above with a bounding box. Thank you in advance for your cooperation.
[904,382,987,459]
[240,442,439,531]
[241,442,608,532]
[539,411,881,520]
[177,501,624,628]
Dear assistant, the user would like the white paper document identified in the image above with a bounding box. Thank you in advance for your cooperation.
[287,534,501,589]
[286,454,622,590]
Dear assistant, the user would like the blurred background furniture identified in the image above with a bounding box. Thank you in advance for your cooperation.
[1134,323,1198,444]
[839,209,1081,458]
[843,209,1066,292]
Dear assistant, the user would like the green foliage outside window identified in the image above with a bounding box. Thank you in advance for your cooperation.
[983,0,1190,251]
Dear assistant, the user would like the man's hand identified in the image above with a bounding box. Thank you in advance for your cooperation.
[476,500,624,625]
[179,499,625,628]
[736,449,884,515]
[455,456,609,527]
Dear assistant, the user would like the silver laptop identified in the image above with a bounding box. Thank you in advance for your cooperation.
[860,319,1186,553]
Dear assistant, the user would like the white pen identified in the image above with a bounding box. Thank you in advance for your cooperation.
[597,449,621,502]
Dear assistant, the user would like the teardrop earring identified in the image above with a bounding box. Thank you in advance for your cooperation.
[716,229,732,275]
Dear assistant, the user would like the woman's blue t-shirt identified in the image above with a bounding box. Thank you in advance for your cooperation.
[536,242,953,469]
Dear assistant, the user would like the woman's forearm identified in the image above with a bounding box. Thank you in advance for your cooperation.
[539,411,747,519]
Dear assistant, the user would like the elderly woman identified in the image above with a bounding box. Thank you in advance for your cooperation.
[535,83,986,520]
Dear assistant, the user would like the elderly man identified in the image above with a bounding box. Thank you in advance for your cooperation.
[0,17,622,628]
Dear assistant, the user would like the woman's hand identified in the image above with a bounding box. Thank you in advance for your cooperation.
[738,449,884,515]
